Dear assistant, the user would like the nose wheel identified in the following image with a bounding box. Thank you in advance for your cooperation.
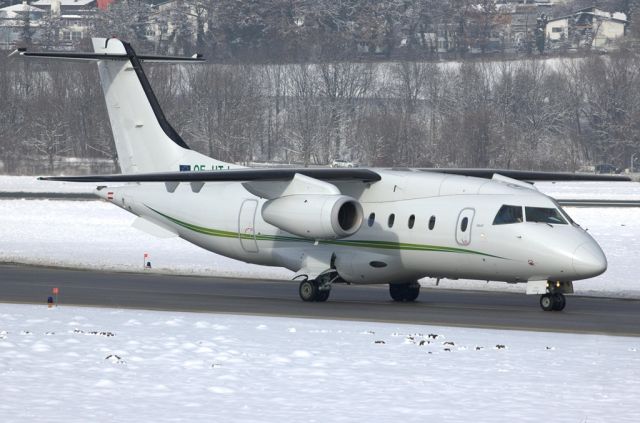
[540,293,566,311]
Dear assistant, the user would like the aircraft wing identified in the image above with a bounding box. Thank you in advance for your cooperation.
[419,168,631,182]
[39,167,632,183]
[38,168,382,183]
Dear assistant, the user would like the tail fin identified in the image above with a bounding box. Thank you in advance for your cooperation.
[14,37,241,173]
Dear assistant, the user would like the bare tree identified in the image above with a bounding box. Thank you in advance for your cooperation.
[317,62,375,160]
[286,64,331,166]
[580,52,640,166]
[186,64,263,163]
[27,100,70,172]
[261,64,288,161]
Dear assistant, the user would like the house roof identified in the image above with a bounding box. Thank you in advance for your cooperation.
[547,15,572,23]
[547,8,627,24]
[0,3,46,13]
[33,0,95,6]
[0,3,46,20]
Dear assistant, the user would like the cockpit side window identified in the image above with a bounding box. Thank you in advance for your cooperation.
[493,205,523,225]
[525,207,567,224]
[550,199,575,225]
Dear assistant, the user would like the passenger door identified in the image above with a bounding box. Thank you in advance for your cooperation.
[455,208,475,246]
[238,199,259,253]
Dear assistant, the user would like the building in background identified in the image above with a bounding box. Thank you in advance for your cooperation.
[32,0,95,44]
[0,1,45,48]
[546,7,627,50]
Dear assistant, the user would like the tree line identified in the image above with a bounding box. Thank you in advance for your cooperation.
[22,0,640,61]
[1,48,638,174]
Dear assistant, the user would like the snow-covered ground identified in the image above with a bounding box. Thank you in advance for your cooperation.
[0,176,102,194]
[535,180,640,200]
[1,177,639,297]
[1,303,639,423]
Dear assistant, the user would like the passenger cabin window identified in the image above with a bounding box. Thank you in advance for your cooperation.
[428,215,436,230]
[408,214,415,229]
[388,213,395,228]
[368,212,375,227]
[493,205,523,225]
[525,207,567,225]
[460,217,468,232]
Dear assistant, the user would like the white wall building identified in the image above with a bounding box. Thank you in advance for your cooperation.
[546,7,627,49]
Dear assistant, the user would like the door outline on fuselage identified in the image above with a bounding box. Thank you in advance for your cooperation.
[455,208,475,246]
[238,199,259,253]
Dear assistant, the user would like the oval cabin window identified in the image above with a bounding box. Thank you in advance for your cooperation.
[428,215,436,230]
[461,216,468,232]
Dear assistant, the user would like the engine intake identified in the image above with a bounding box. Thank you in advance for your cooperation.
[261,194,363,239]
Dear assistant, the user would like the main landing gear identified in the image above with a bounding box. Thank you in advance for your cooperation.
[299,279,330,302]
[389,282,421,302]
[539,293,566,312]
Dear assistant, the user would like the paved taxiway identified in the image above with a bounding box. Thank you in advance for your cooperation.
[1,264,639,336]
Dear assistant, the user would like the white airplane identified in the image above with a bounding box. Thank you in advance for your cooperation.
[15,38,631,311]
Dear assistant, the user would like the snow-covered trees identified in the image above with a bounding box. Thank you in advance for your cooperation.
[1,49,639,174]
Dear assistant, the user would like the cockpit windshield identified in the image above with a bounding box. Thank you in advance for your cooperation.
[525,207,567,224]
[493,204,569,225]
[493,205,523,225]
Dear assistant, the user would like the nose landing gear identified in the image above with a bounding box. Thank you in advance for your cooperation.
[540,292,566,311]
[528,280,572,312]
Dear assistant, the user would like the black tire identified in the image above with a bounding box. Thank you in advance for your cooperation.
[316,289,331,302]
[389,282,420,302]
[540,294,554,311]
[389,283,406,301]
[552,293,566,311]
[404,283,420,302]
[299,280,318,302]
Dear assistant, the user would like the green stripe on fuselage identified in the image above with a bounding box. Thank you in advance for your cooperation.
[146,205,504,259]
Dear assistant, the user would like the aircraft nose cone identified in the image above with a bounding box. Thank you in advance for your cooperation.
[572,242,607,278]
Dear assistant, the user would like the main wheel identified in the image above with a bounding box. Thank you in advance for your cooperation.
[389,284,403,301]
[552,293,566,311]
[403,283,420,301]
[299,280,318,302]
[389,282,420,302]
[540,294,554,311]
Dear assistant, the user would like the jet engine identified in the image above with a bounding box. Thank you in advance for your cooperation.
[261,194,363,240]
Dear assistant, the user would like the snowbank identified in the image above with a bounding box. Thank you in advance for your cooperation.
[0,303,638,422]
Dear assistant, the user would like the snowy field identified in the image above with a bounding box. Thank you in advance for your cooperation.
[0,176,103,194]
[1,303,639,423]
[1,176,639,297]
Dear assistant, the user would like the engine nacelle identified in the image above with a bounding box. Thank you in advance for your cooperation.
[261,194,363,240]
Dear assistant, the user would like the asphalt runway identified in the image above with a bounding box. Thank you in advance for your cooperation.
[1,264,639,336]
